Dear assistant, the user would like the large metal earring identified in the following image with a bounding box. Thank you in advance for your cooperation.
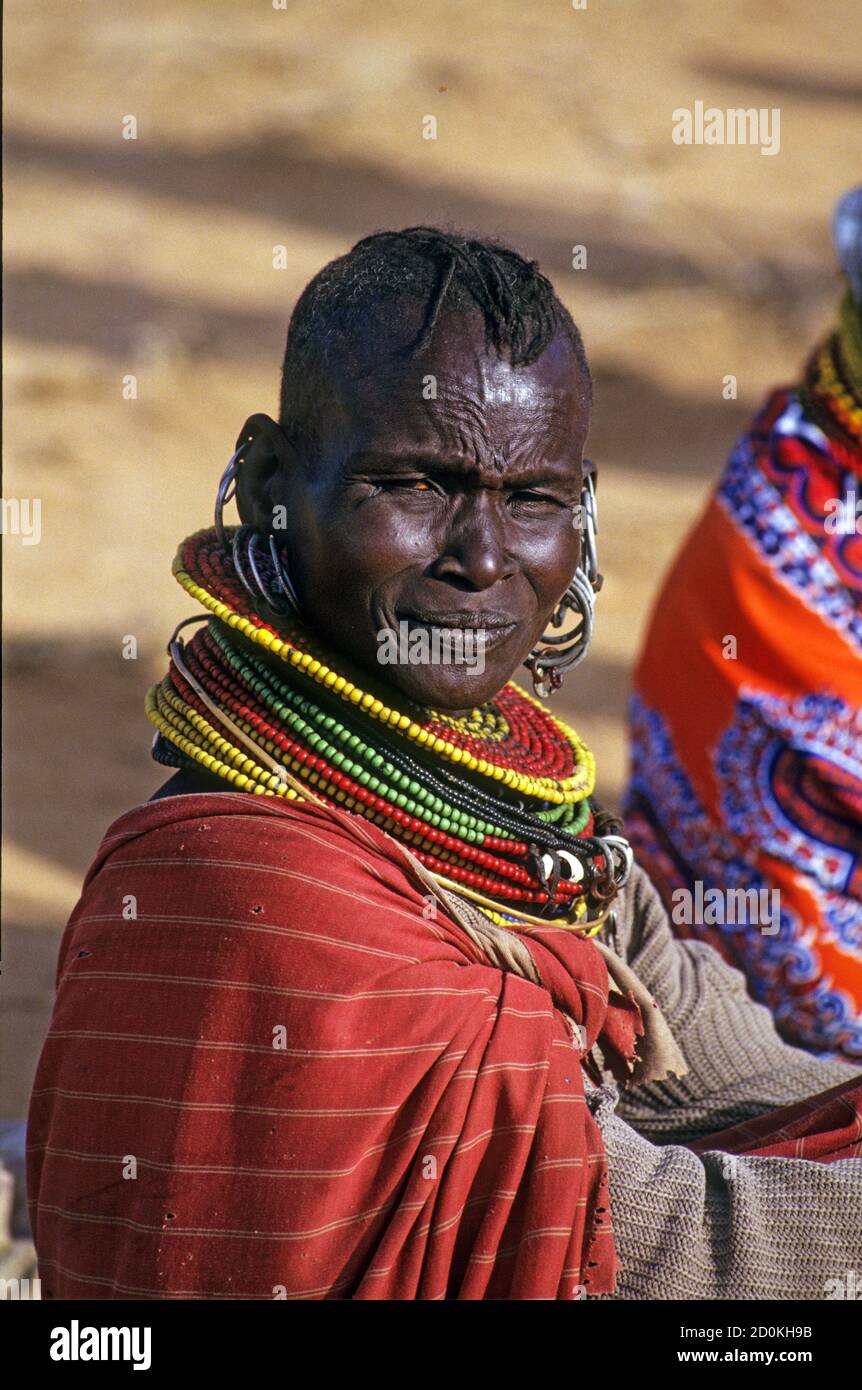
[525,472,602,699]
[214,442,302,618]
[214,442,244,551]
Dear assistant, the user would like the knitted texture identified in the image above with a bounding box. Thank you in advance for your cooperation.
[592,865,862,1300]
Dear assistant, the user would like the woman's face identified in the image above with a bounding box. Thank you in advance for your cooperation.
[242,311,591,711]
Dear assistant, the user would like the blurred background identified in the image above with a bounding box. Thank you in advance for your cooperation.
[3,0,861,1119]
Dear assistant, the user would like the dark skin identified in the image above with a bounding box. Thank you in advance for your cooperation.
[234,309,593,713]
[154,308,593,801]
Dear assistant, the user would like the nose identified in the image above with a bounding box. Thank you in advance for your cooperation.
[429,494,514,591]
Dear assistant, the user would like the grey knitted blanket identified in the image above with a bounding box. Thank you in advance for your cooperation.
[591,864,862,1300]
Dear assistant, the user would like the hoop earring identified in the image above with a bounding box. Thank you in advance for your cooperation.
[214,443,302,618]
[525,471,602,699]
[214,443,244,550]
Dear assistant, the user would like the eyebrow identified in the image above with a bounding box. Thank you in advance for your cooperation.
[341,449,580,487]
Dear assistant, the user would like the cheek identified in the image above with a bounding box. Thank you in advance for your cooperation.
[304,498,435,595]
[521,520,582,606]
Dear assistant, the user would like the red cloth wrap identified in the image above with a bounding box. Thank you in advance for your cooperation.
[27,792,643,1301]
[689,1073,862,1163]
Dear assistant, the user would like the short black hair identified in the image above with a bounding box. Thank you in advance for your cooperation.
[279,226,591,452]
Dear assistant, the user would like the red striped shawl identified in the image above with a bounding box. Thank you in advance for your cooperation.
[27,792,646,1300]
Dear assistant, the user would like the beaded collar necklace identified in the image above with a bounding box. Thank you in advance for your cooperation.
[146,528,632,935]
[802,290,862,459]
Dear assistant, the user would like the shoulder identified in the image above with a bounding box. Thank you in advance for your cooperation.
[89,790,396,876]
[67,792,451,972]
[89,789,417,897]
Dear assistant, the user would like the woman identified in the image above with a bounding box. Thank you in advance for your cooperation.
[27,228,862,1300]
[627,189,862,1061]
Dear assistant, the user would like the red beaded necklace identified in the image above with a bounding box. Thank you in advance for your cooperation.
[147,529,627,931]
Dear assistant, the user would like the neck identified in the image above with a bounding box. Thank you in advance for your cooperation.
[146,526,630,933]
[226,616,484,724]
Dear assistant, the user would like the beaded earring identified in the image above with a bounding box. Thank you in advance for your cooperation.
[525,472,602,698]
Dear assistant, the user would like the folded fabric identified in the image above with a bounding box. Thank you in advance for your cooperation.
[28,791,647,1300]
[689,1072,862,1162]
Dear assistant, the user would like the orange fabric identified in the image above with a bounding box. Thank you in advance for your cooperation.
[627,387,862,1059]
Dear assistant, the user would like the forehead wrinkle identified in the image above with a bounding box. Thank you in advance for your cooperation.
[449,452,581,487]
[447,407,577,477]
[337,399,582,478]
[431,388,573,461]
[333,348,586,479]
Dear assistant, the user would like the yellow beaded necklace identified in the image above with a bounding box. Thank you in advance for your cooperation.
[171,533,596,807]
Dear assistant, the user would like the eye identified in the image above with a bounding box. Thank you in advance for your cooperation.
[508,491,564,514]
[376,477,440,496]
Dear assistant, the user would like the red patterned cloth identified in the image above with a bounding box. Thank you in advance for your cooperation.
[689,1072,862,1163]
[626,386,862,1059]
[27,792,645,1301]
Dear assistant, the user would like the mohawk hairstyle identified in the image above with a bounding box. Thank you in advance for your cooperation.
[279,226,591,453]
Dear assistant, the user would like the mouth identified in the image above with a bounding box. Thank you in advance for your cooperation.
[395,611,518,650]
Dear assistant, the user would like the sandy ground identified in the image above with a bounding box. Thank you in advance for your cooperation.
[3,0,861,1116]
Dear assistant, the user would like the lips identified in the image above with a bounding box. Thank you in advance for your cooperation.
[398,610,515,631]
[396,611,518,650]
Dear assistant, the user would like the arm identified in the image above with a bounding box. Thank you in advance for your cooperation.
[588,1080,862,1300]
[607,865,860,1143]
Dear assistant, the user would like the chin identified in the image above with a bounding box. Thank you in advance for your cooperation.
[384,662,515,711]
[336,621,532,711]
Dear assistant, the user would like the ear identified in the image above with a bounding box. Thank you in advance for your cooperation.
[232,414,295,534]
